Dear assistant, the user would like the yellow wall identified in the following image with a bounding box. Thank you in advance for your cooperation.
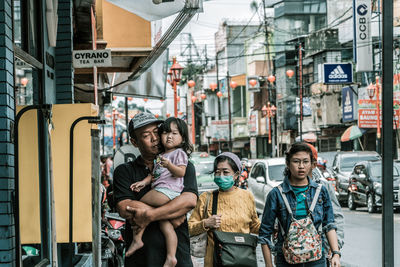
[19,104,98,244]
[101,0,151,48]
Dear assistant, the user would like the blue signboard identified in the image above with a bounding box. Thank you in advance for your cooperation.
[342,86,354,122]
[323,63,353,84]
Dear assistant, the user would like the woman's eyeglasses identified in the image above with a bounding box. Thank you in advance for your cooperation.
[291,159,311,166]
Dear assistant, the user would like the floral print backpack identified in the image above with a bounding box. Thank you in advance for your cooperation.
[277,184,323,264]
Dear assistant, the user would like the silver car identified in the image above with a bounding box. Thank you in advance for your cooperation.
[247,158,286,215]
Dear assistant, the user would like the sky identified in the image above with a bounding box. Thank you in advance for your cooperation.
[166,0,263,60]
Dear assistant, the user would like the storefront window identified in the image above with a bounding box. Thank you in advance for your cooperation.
[13,0,21,47]
[15,57,35,105]
[13,0,40,58]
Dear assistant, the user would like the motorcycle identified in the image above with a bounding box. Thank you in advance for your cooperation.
[100,184,126,267]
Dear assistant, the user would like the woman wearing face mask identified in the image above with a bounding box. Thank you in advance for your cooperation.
[188,152,260,267]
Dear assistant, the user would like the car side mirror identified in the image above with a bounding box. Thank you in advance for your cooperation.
[358,174,366,180]
[256,176,265,183]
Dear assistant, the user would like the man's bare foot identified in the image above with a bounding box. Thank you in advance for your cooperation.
[125,239,144,257]
[163,256,177,267]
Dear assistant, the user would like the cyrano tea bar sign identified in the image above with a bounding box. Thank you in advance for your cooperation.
[73,49,112,68]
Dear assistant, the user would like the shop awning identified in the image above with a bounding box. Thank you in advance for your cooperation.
[73,0,202,100]
[106,0,186,21]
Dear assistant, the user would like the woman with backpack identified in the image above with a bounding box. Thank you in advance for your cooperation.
[259,142,341,267]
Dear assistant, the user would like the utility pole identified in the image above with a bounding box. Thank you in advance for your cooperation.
[263,0,276,156]
[298,42,303,141]
[216,54,221,120]
[227,71,232,151]
[382,0,394,266]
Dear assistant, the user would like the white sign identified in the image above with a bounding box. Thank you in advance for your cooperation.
[73,49,112,68]
[353,0,373,72]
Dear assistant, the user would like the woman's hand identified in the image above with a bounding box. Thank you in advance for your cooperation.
[331,254,341,267]
[204,215,222,229]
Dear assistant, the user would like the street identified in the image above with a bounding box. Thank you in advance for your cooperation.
[341,208,400,267]
[193,208,400,267]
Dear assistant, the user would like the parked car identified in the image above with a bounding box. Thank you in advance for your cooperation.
[247,158,286,215]
[347,160,400,213]
[331,151,381,205]
[190,152,217,194]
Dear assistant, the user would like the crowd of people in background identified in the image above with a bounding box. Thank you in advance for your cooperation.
[108,112,343,267]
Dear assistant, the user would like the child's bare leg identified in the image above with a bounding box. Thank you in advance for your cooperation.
[126,227,145,257]
[126,190,171,257]
[160,220,178,267]
[140,189,171,207]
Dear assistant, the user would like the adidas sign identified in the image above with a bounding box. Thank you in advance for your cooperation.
[328,65,348,79]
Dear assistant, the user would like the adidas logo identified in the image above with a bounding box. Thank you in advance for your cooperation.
[328,65,348,79]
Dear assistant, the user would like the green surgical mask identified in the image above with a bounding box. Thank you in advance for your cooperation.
[214,175,235,190]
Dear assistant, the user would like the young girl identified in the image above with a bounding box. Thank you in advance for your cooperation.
[259,142,341,267]
[127,117,193,267]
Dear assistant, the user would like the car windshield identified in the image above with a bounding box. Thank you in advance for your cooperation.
[369,162,400,178]
[268,164,286,181]
[340,155,380,172]
[196,161,214,175]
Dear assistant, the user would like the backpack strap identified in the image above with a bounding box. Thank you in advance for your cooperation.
[309,184,322,213]
[277,185,293,217]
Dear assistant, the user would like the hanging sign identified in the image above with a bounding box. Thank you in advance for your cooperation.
[342,86,355,122]
[73,49,112,68]
[323,63,353,84]
[353,0,373,72]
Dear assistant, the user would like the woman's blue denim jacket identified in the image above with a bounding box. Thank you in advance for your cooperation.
[258,176,337,254]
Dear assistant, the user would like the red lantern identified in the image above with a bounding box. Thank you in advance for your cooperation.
[188,80,196,88]
[200,93,206,100]
[155,114,159,118]
[113,96,117,100]
[143,98,148,102]
[209,83,217,91]
[160,99,165,102]
[166,113,171,118]
[178,111,183,115]
[118,114,123,119]
[249,79,257,87]
[267,75,276,83]
[230,81,238,89]
[176,96,180,102]
[217,91,223,98]
[286,69,294,78]
[21,77,29,87]
[127,97,133,101]
[191,96,197,103]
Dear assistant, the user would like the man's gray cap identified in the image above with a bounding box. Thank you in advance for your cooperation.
[128,112,163,137]
[216,152,242,173]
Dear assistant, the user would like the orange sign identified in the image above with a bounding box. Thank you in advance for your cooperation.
[358,100,400,129]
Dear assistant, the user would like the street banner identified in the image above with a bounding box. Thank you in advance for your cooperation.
[323,63,353,84]
[353,0,373,72]
[248,110,259,136]
[358,99,400,129]
[342,86,355,122]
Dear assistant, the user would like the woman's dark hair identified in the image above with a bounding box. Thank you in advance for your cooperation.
[158,117,193,156]
[283,142,314,177]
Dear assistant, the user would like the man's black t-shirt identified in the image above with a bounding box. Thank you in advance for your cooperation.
[113,156,198,267]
